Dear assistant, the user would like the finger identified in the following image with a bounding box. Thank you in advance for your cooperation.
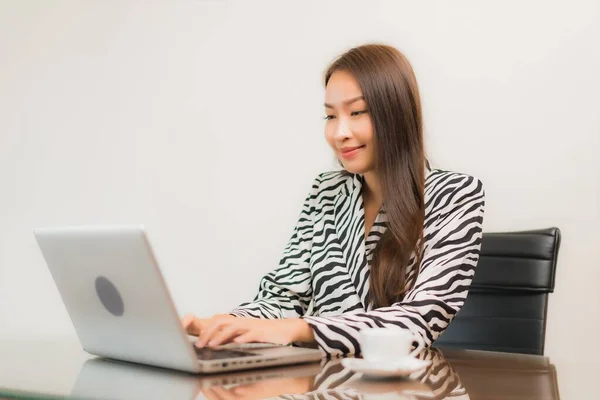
[196,319,232,348]
[182,314,204,337]
[231,386,248,397]
[182,313,194,329]
[213,313,236,321]
[201,387,224,400]
[233,330,257,344]
[210,386,237,400]
[205,325,244,348]
[231,383,256,396]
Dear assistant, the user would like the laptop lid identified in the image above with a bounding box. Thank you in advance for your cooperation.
[34,225,202,373]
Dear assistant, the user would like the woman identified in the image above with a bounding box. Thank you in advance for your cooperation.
[182,43,485,356]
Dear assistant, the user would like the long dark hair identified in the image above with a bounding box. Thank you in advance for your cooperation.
[325,44,425,308]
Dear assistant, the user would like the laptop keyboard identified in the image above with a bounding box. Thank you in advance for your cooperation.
[218,342,282,350]
[194,347,257,361]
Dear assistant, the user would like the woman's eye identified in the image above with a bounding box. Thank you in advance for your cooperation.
[324,115,336,121]
[351,110,368,117]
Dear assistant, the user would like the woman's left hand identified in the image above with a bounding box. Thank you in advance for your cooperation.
[194,317,315,348]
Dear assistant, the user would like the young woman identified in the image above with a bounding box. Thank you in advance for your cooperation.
[182,44,485,356]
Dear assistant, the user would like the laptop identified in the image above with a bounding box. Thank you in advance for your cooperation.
[33,225,322,374]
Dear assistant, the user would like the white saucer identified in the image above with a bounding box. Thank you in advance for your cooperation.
[341,357,431,378]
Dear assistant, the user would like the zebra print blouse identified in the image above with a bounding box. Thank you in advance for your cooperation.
[230,167,485,356]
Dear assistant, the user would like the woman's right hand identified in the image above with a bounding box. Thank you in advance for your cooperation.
[201,376,314,400]
[181,313,236,337]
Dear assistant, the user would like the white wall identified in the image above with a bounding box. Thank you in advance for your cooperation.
[1,0,598,368]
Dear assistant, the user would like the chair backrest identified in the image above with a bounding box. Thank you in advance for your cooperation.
[435,227,561,355]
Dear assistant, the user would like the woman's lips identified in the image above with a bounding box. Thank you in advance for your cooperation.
[340,145,365,159]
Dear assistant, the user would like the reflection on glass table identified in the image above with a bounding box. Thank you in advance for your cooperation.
[0,343,560,400]
[70,348,464,400]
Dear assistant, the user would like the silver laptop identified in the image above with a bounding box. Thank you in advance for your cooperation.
[33,225,322,374]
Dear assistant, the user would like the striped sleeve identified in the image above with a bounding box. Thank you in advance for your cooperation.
[302,175,485,356]
[229,177,319,319]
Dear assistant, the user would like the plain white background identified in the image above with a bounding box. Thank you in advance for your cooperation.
[1,0,598,387]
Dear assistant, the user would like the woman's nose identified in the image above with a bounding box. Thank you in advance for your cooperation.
[333,117,352,140]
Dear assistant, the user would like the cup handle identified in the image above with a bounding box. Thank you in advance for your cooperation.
[408,335,425,358]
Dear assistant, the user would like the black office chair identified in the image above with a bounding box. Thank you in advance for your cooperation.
[435,227,561,355]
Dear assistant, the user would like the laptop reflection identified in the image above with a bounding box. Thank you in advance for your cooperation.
[71,356,323,400]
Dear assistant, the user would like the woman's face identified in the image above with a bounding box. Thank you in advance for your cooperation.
[324,70,376,175]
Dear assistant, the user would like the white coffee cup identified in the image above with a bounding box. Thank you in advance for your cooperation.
[359,327,425,363]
